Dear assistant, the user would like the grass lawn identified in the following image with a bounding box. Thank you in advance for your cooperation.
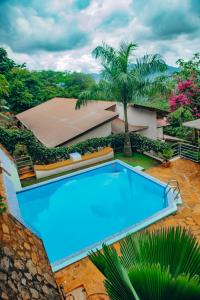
[22,152,159,187]
[114,152,160,169]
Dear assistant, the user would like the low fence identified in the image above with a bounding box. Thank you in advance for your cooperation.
[34,147,114,179]
[171,142,200,162]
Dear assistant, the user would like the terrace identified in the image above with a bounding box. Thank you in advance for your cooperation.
[1,141,200,299]
[54,158,200,298]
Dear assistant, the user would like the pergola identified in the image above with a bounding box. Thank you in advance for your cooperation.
[183,119,200,143]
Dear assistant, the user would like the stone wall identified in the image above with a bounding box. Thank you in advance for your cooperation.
[0,173,61,299]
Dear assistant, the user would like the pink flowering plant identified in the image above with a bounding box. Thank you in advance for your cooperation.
[169,79,200,117]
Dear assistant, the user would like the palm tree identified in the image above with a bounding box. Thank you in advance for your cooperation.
[89,227,200,300]
[76,42,167,156]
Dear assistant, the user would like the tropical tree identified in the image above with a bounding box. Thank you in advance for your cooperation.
[76,42,167,156]
[90,227,200,300]
[0,48,16,74]
[176,52,200,81]
[0,74,11,125]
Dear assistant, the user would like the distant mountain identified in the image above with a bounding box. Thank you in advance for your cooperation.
[90,65,178,82]
[165,65,179,75]
[90,73,101,82]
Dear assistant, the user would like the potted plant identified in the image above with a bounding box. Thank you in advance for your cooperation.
[162,148,173,167]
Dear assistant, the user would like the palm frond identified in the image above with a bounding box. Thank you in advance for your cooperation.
[89,227,200,299]
[89,244,140,300]
[118,42,137,72]
[75,97,90,109]
[135,54,167,77]
[120,227,200,278]
[129,264,200,300]
[92,43,118,67]
[132,74,171,100]
[129,264,172,300]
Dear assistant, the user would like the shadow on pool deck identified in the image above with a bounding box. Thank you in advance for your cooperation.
[54,158,200,298]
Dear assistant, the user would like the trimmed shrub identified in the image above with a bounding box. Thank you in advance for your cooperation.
[0,128,169,164]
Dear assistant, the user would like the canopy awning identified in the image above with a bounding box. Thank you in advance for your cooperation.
[183,119,200,130]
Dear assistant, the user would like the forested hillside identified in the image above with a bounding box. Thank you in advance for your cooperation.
[1,46,199,142]
[0,48,95,113]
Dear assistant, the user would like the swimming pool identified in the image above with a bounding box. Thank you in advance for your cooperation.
[17,160,178,271]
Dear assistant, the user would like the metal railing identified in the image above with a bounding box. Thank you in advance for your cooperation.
[171,142,200,162]
[164,179,181,204]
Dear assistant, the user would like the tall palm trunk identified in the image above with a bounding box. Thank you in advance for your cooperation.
[123,102,132,157]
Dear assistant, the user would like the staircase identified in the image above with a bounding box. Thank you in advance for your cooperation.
[14,156,35,180]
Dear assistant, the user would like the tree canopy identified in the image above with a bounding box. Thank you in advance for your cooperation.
[0,47,96,113]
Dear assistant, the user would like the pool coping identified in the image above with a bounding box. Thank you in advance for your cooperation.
[17,160,180,272]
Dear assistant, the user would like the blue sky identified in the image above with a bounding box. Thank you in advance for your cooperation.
[0,0,199,72]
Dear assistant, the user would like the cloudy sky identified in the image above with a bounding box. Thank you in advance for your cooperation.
[0,0,199,73]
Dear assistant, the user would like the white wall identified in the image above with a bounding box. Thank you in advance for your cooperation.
[64,122,112,146]
[116,103,158,139]
[0,148,21,191]
[35,150,114,179]
[0,147,23,222]
[157,127,164,140]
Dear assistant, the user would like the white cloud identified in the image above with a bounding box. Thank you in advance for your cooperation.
[0,0,199,72]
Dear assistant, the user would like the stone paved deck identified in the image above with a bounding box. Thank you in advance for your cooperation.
[55,158,200,298]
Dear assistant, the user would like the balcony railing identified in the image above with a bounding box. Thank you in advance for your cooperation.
[171,142,200,162]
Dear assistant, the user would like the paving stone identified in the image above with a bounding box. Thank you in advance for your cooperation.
[14,259,24,270]
[3,246,14,256]
[8,280,17,293]
[2,224,9,234]
[30,288,39,299]
[26,260,37,276]
[0,272,7,281]
[44,273,57,288]
[24,242,31,250]
[11,271,19,281]
[0,257,10,272]
[1,292,9,300]
[42,285,50,294]
[21,289,31,300]
[24,272,32,280]
[21,278,26,285]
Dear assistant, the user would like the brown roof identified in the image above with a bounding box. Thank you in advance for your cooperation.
[16,98,118,147]
[111,118,147,133]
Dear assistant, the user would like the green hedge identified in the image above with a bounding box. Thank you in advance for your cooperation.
[0,128,169,164]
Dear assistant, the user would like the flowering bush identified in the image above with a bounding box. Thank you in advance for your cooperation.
[169,79,200,117]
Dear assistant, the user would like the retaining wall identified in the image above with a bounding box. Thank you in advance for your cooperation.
[34,147,114,179]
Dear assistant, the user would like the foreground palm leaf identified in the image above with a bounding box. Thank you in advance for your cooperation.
[76,41,168,156]
[89,227,200,300]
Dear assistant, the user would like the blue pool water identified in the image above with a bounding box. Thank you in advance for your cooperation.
[17,161,175,269]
